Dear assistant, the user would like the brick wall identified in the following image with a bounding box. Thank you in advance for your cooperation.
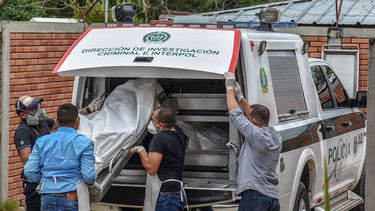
[303,35,328,59]
[302,35,369,92]
[8,33,81,202]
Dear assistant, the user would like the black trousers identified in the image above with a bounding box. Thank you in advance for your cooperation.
[23,181,41,211]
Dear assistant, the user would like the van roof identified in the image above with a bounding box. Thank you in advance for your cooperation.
[53,26,241,79]
[240,29,302,41]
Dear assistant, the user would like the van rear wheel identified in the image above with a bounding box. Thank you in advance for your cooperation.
[293,182,310,211]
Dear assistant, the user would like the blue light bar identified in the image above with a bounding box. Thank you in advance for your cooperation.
[217,21,298,28]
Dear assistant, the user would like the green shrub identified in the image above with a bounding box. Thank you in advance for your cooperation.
[0,198,20,211]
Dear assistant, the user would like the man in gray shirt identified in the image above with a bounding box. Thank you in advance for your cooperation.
[225,72,282,211]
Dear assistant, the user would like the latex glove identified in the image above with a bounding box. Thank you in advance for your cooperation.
[224,72,236,91]
[130,146,145,154]
[234,82,244,102]
[87,96,105,113]
[88,182,101,195]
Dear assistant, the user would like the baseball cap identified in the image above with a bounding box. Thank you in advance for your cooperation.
[15,95,43,112]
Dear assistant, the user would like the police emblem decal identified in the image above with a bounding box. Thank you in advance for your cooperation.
[260,67,268,93]
[143,31,171,43]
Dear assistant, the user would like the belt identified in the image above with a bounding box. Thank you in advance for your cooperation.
[44,191,78,200]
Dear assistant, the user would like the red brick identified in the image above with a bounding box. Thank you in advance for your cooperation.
[342,37,351,43]
[360,54,368,60]
[23,33,38,39]
[352,38,368,44]
[8,188,23,197]
[310,41,325,47]
[8,156,21,164]
[309,52,322,58]
[360,43,369,49]
[10,33,23,40]
[308,47,318,53]
[37,34,52,39]
[359,60,368,65]
[360,49,368,55]
[319,37,328,42]
[303,36,319,42]
[51,34,67,39]
[9,181,22,190]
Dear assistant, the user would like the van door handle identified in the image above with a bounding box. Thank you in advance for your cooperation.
[325,125,335,131]
[341,121,352,127]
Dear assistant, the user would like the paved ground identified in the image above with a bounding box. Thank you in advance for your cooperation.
[91,204,238,211]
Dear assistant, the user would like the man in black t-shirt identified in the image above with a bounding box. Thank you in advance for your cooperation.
[131,106,186,211]
[14,96,54,211]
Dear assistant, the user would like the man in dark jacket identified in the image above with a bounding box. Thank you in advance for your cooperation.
[14,95,54,211]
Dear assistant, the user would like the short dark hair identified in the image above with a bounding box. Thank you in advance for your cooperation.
[155,106,175,127]
[57,104,78,126]
[250,104,270,125]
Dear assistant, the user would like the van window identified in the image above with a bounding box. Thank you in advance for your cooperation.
[268,51,307,120]
[321,65,349,107]
[311,65,334,109]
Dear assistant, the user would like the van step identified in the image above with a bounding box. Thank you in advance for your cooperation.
[315,191,363,211]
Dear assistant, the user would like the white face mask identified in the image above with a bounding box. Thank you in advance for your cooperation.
[147,121,157,135]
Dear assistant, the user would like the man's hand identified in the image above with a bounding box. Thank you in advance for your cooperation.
[88,182,101,195]
[234,82,244,102]
[224,72,236,91]
[130,146,145,154]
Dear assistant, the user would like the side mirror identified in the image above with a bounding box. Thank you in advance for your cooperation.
[350,91,367,108]
[357,91,367,108]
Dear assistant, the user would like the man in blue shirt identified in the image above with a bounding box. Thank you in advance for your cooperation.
[24,103,96,211]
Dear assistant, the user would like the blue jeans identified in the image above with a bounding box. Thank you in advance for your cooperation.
[41,193,78,211]
[238,189,280,211]
[156,191,184,211]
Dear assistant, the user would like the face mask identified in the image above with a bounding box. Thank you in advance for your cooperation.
[25,108,47,126]
[26,114,40,126]
[147,121,158,135]
[35,108,48,120]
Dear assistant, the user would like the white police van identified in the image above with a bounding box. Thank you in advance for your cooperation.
[53,17,367,211]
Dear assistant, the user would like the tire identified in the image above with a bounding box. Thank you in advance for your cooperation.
[293,182,310,211]
[351,168,365,211]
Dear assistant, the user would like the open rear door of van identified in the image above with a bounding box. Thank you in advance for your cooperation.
[54,26,240,78]
[53,26,241,203]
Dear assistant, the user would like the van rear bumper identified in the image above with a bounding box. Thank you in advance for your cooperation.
[101,185,236,208]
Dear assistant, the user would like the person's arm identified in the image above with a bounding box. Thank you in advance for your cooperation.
[138,151,163,176]
[227,89,240,111]
[239,98,252,119]
[19,148,32,165]
[225,72,260,139]
[233,82,252,119]
[80,140,96,185]
[24,143,42,182]
[14,128,33,164]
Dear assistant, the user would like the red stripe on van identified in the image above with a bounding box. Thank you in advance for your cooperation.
[228,30,241,73]
[52,28,92,73]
